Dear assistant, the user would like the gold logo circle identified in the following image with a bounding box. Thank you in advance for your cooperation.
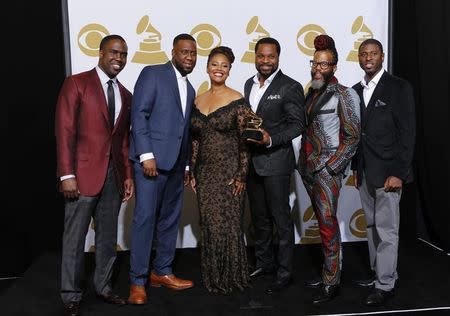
[296,24,326,56]
[349,209,367,238]
[190,24,222,56]
[78,23,110,57]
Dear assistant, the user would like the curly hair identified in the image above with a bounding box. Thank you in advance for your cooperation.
[207,46,235,65]
[314,34,338,65]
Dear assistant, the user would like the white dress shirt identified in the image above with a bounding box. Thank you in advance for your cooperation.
[249,68,280,113]
[360,69,385,106]
[248,69,280,147]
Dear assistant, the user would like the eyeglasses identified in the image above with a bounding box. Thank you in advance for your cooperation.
[310,60,335,70]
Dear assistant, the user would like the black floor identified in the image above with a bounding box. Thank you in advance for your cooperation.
[2,240,450,316]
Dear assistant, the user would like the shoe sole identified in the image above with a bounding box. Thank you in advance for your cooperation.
[150,282,194,290]
[127,299,148,305]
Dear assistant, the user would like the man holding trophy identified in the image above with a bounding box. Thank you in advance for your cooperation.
[243,37,306,294]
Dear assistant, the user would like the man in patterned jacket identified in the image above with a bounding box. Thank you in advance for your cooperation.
[298,35,361,304]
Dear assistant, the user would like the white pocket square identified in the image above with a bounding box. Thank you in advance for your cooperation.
[374,99,387,107]
[267,94,281,100]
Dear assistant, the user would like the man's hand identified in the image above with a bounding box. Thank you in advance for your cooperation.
[384,176,402,192]
[353,170,359,189]
[142,159,158,177]
[61,178,80,199]
[122,179,134,201]
[246,128,271,146]
[228,178,246,196]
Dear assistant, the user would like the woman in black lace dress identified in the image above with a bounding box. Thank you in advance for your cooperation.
[190,46,253,293]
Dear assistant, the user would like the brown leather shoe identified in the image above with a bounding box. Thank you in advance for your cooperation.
[127,285,147,305]
[150,272,194,290]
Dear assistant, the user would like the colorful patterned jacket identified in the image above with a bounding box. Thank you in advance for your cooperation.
[298,78,361,178]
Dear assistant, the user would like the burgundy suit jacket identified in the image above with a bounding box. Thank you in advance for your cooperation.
[55,68,133,197]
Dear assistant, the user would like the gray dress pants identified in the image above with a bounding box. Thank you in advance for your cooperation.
[60,163,121,303]
[359,173,401,291]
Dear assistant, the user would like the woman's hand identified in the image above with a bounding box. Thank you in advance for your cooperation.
[228,178,246,196]
[190,176,197,194]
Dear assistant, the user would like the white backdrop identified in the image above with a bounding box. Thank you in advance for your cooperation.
[64,0,389,251]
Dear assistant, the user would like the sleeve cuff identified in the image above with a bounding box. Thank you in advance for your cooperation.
[140,152,155,163]
[60,174,75,181]
[266,136,272,148]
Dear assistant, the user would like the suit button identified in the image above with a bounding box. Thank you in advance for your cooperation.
[362,132,366,136]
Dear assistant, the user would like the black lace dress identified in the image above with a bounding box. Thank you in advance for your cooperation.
[190,98,252,293]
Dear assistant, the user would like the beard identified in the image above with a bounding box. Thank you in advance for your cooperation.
[310,69,334,90]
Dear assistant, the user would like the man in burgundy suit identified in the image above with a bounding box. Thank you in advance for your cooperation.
[55,35,134,316]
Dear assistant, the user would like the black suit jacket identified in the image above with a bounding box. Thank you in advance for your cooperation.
[351,71,415,187]
[244,70,306,176]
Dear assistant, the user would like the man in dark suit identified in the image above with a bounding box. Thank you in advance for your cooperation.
[127,34,197,305]
[55,35,134,316]
[352,39,415,306]
[244,37,306,294]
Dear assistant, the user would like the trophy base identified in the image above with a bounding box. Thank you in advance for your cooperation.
[242,129,263,141]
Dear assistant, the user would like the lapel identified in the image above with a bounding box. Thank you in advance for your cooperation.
[166,62,183,116]
[366,71,388,109]
[256,70,284,115]
[90,69,111,128]
[307,87,335,125]
[113,81,128,133]
[353,82,367,126]
[244,78,253,105]
[185,79,194,119]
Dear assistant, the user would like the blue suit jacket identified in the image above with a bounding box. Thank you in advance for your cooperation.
[129,62,195,171]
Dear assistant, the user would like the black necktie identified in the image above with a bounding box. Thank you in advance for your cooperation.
[107,80,115,127]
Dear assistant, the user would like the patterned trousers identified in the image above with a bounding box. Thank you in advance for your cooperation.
[303,167,343,286]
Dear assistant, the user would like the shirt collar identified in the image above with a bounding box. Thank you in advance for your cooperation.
[171,62,187,81]
[96,66,117,86]
[253,68,280,85]
[361,69,384,88]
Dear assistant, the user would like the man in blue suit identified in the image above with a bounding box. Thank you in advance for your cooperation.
[127,33,197,305]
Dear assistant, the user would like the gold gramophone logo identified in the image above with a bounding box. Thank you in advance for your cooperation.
[241,16,270,63]
[132,15,169,65]
[346,174,355,186]
[190,24,222,57]
[346,16,373,62]
[78,24,110,57]
[197,81,210,96]
[349,208,367,238]
[296,24,326,56]
[299,205,322,244]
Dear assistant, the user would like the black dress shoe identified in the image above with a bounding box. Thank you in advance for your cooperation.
[97,293,126,305]
[354,276,376,287]
[364,288,394,306]
[64,301,80,316]
[312,284,339,304]
[265,278,291,294]
[249,268,273,278]
[305,277,323,288]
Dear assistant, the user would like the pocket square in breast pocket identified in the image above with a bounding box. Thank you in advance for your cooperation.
[374,99,387,107]
[267,94,281,100]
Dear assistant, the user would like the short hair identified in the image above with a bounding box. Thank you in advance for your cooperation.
[207,46,235,65]
[313,34,338,65]
[359,38,384,53]
[173,33,196,47]
[99,34,126,50]
[255,37,281,56]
